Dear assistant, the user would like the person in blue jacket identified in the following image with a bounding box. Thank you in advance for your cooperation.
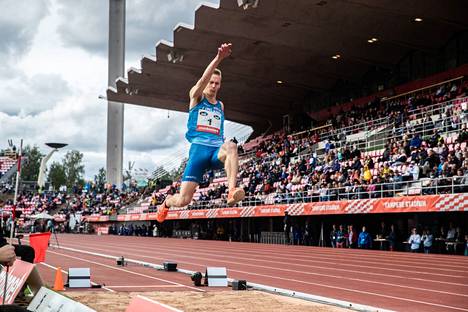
[358,225,372,249]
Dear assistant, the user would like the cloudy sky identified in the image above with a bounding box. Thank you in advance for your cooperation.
[0,0,252,180]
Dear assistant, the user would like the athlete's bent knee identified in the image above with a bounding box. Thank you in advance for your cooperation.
[225,142,237,154]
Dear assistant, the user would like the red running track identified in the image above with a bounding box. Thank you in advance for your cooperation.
[33,234,468,312]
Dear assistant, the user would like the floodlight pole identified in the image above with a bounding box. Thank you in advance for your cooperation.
[106,0,126,189]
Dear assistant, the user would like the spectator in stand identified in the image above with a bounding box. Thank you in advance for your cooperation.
[409,161,420,181]
[408,227,421,253]
[358,226,372,249]
[319,183,330,202]
[410,134,422,149]
[457,124,468,143]
[421,228,433,254]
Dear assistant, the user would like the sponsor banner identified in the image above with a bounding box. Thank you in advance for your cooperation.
[97,227,109,235]
[216,208,242,218]
[166,211,182,220]
[189,210,210,219]
[253,205,287,217]
[375,196,439,213]
[85,194,468,222]
[130,214,141,221]
[85,215,109,222]
[99,216,110,222]
[304,202,346,215]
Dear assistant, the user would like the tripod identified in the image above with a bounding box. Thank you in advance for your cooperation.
[52,228,60,249]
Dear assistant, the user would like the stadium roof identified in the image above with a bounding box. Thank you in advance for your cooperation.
[107,0,468,133]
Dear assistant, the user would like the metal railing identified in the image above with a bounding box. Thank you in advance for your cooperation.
[240,110,467,169]
[310,96,467,146]
[185,176,468,210]
[238,97,467,167]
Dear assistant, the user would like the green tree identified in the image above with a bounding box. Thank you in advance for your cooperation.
[94,167,106,191]
[21,145,44,182]
[62,150,85,189]
[48,161,66,190]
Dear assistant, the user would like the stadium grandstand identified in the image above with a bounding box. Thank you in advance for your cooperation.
[97,0,468,255]
[1,1,467,311]
[1,0,465,252]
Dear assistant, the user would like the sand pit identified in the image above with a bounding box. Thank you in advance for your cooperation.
[65,290,351,312]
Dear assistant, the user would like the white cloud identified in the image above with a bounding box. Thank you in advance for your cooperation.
[0,0,50,74]
[0,0,252,181]
[0,73,71,115]
[55,0,219,60]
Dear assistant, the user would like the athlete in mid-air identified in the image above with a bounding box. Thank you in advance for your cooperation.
[156,43,245,222]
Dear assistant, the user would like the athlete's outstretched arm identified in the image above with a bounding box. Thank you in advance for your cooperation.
[189,43,232,108]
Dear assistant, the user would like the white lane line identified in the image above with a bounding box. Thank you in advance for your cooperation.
[47,250,204,293]
[106,285,185,288]
[71,239,468,279]
[59,240,468,291]
[236,270,468,312]
[119,236,468,268]
[140,241,468,273]
[48,234,468,268]
[124,242,468,278]
[47,244,468,312]
[39,261,115,293]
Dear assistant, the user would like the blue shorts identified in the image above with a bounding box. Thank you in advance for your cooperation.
[182,144,224,184]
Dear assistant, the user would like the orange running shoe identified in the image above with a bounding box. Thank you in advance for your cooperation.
[227,188,245,206]
[156,201,169,223]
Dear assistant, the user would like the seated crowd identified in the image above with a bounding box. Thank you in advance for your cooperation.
[156,82,468,209]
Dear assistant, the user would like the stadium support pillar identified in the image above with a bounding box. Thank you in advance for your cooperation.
[106,0,125,189]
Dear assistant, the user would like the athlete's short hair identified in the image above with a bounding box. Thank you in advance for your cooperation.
[213,68,222,78]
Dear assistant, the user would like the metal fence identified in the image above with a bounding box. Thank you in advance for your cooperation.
[189,176,468,209]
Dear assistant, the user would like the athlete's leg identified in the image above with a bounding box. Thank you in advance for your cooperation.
[157,144,206,222]
[157,182,199,223]
[165,181,198,208]
[217,141,238,189]
[216,141,245,205]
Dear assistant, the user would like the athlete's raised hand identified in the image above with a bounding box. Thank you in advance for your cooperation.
[217,43,232,60]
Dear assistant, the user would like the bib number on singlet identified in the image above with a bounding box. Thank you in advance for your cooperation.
[196,109,221,134]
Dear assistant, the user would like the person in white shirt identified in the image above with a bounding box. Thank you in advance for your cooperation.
[408,227,421,252]
[421,229,433,254]
[446,223,456,241]
[410,162,420,181]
